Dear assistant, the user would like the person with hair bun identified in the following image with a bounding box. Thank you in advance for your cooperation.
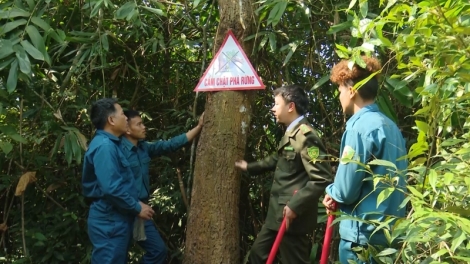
[323,57,408,263]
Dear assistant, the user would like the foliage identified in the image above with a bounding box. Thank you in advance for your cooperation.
[0,0,347,262]
[0,0,215,262]
[0,0,440,263]
[330,0,470,263]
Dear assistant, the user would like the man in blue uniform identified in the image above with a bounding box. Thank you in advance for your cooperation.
[323,57,408,263]
[121,110,204,264]
[82,98,155,264]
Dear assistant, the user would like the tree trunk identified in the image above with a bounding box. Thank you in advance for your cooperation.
[183,0,255,263]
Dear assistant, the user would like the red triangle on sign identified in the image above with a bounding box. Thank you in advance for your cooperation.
[194,30,265,92]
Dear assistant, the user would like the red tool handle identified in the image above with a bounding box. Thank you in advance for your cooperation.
[266,190,297,264]
[266,218,286,264]
[320,203,336,264]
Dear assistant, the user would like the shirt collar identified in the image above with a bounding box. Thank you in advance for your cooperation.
[95,130,120,142]
[346,103,379,128]
[286,115,304,132]
[121,136,138,150]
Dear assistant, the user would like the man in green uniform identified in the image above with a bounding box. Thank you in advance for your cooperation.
[235,85,333,264]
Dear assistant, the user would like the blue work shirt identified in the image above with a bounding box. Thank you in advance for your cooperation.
[325,103,407,246]
[120,133,188,200]
[82,130,142,220]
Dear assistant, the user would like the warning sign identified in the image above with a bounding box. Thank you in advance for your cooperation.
[194,30,265,92]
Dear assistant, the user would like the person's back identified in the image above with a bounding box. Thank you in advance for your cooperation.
[83,131,137,219]
[339,104,407,245]
[323,56,408,264]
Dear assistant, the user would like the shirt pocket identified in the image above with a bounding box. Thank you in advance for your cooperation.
[140,156,151,177]
[280,150,296,171]
[119,158,132,179]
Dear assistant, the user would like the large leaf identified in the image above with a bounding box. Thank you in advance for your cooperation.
[377,187,395,207]
[100,34,109,51]
[115,2,136,20]
[376,92,398,123]
[141,6,166,17]
[68,131,81,165]
[267,1,287,27]
[64,133,73,165]
[30,17,51,31]
[0,39,15,60]
[6,59,18,93]
[0,8,30,19]
[375,248,397,257]
[91,0,104,18]
[0,19,27,35]
[384,77,416,108]
[282,41,299,66]
[0,57,14,71]
[327,21,352,34]
[311,74,330,90]
[25,25,49,64]
[0,141,13,155]
[268,32,276,52]
[0,125,27,143]
[359,0,368,18]
[14,44,31,75]
[367,159,397,170]
[20,40,44,61]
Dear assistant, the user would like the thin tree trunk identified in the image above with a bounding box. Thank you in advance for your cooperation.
[183,0,256,262]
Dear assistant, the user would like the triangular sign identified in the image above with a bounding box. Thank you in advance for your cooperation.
[194,30,265,92]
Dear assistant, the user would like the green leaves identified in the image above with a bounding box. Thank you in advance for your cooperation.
[14,44,31,74]
[58,128,88,166]
[311,74,330,91]
[0,141,13,155]
[0,39,15,60]
[0,19,27,35]
[267,1,287,26]
[368,159,397,170]
[141,6,166,17]
[0,125,27,146]
[0,12,52,91]
[25,25,48,62]
[281,40,300,66]
[30,17,51,31]
[0,7,30,19]
[327,21,352,34]
[377,187,395,207]
[7,59,18,93]
[20,40,44,60]
[115,2,137,20]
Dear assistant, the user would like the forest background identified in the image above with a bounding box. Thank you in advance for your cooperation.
[0,0,469,263]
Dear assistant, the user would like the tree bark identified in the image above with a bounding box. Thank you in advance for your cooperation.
[183,0,256,263]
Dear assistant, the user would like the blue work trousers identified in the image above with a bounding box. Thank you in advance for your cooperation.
[88,217,133,264]
[137,219,167,264]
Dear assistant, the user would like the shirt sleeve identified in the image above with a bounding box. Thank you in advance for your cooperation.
[146,133,189,158]
[247,154,278,175]
[325,130,374,205]
[93,143,141,215]
[287,132,333,216]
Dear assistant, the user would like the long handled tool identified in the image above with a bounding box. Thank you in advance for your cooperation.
[266,190,297,264]
[266,216,287,264]
[320,203,336,264]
